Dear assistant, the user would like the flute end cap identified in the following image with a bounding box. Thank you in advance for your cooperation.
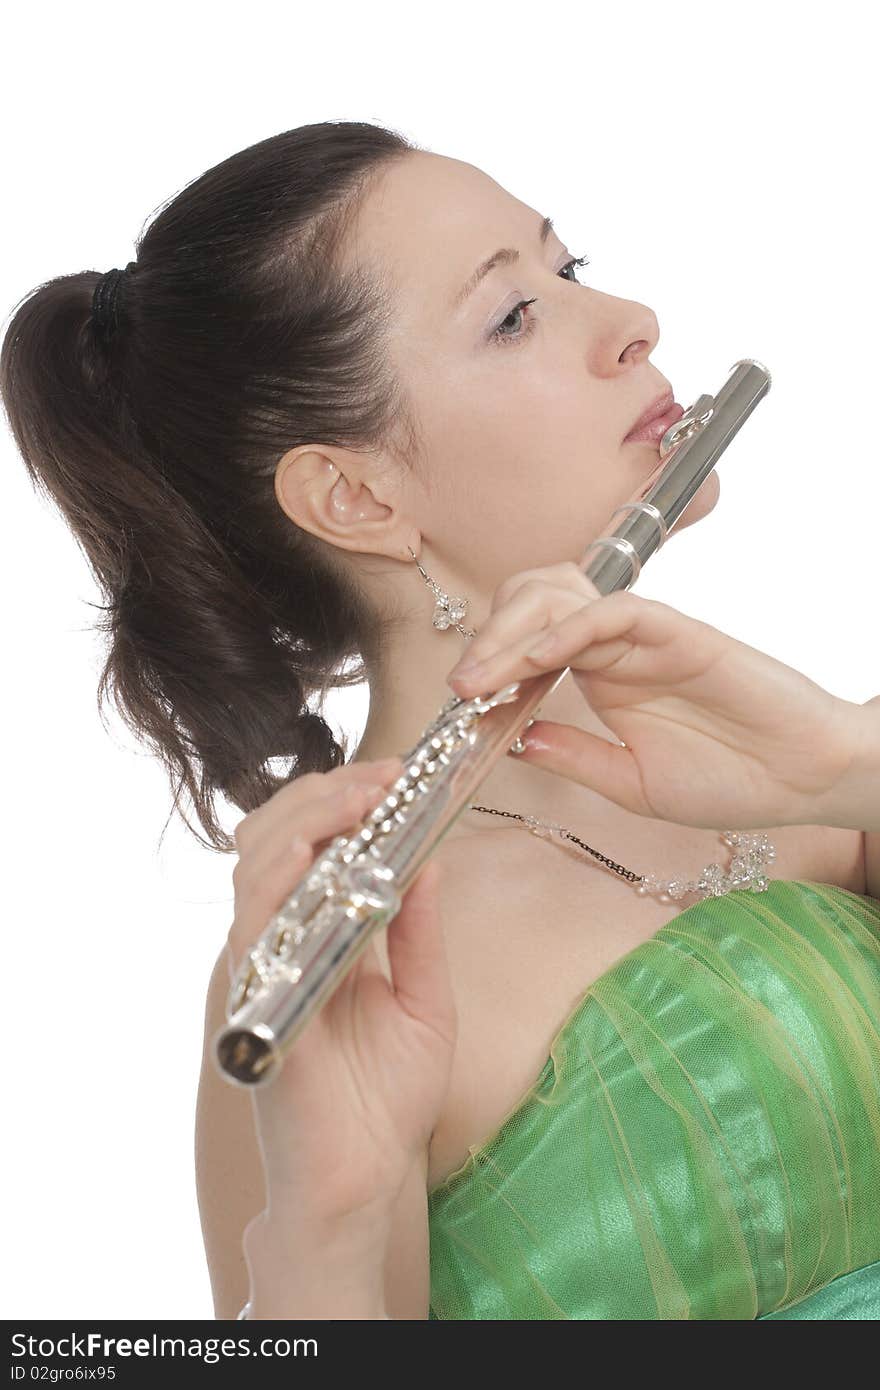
[213,1025,279,1088]
[730,357,772,388]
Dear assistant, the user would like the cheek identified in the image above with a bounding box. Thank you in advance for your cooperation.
[454,387,633,549]
[422,357,664,562]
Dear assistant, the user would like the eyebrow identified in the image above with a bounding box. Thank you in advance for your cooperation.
[452,215,556,311]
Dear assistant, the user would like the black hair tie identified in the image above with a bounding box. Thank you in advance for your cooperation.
[92,260,138,344]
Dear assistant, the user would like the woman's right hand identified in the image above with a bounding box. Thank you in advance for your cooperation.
[225,756,458,1225]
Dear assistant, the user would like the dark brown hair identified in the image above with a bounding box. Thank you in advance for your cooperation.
[1,120,426,852]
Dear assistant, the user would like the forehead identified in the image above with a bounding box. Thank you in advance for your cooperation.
[349,152,543,308]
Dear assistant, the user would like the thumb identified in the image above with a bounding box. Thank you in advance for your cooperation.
[514,719,650,816]
[385,858,457,1041]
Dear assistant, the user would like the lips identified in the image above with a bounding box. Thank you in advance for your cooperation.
[623,389,685,445]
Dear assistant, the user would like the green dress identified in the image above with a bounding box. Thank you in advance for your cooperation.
[427,879,880,1319]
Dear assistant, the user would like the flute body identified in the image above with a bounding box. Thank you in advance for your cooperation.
[215,358,771,1087]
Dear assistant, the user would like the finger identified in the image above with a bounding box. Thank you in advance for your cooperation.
[449,581,591,681]
[490,560,601,615]
[227,835,315,973]
[234,778,392,917]
[531,594,707,680]
[268,764,403,864]
[447,592,637,695]
[229,840,330,980]
[235,756,403,854]
[514,719,652,817]
[522,593,649,674]
[228,780,401,987]
[452,590,671,695]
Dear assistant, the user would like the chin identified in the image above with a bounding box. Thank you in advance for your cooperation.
[669,467,720,536]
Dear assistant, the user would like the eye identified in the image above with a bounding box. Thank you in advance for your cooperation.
[489,255,591,348]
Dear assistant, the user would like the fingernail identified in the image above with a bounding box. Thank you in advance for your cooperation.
[518,736,548,756]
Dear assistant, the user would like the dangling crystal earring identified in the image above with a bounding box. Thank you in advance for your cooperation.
[407,545,477,640]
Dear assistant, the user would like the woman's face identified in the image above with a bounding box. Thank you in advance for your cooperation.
[348,151,718,588]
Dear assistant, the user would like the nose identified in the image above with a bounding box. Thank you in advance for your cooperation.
[582,289,660,373]
[619,301,660,365]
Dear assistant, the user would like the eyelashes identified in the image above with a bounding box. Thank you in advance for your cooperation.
[489,255,591,348]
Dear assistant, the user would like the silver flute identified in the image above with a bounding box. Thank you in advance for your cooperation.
[214,358,772,1088]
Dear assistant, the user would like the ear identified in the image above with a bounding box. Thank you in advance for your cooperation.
[273,444,414,560]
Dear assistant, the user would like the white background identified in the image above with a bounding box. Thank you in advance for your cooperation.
[2,0,877,1319]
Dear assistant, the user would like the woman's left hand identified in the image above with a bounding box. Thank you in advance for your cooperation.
[446,561,858,831]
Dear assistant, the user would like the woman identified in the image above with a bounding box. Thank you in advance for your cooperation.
[3,121,878,1320]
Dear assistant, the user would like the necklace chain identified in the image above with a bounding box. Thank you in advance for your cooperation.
[467,805,642,881]
[465,804,777,904]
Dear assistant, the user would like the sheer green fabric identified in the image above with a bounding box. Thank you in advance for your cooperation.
[427,880,880,1319]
